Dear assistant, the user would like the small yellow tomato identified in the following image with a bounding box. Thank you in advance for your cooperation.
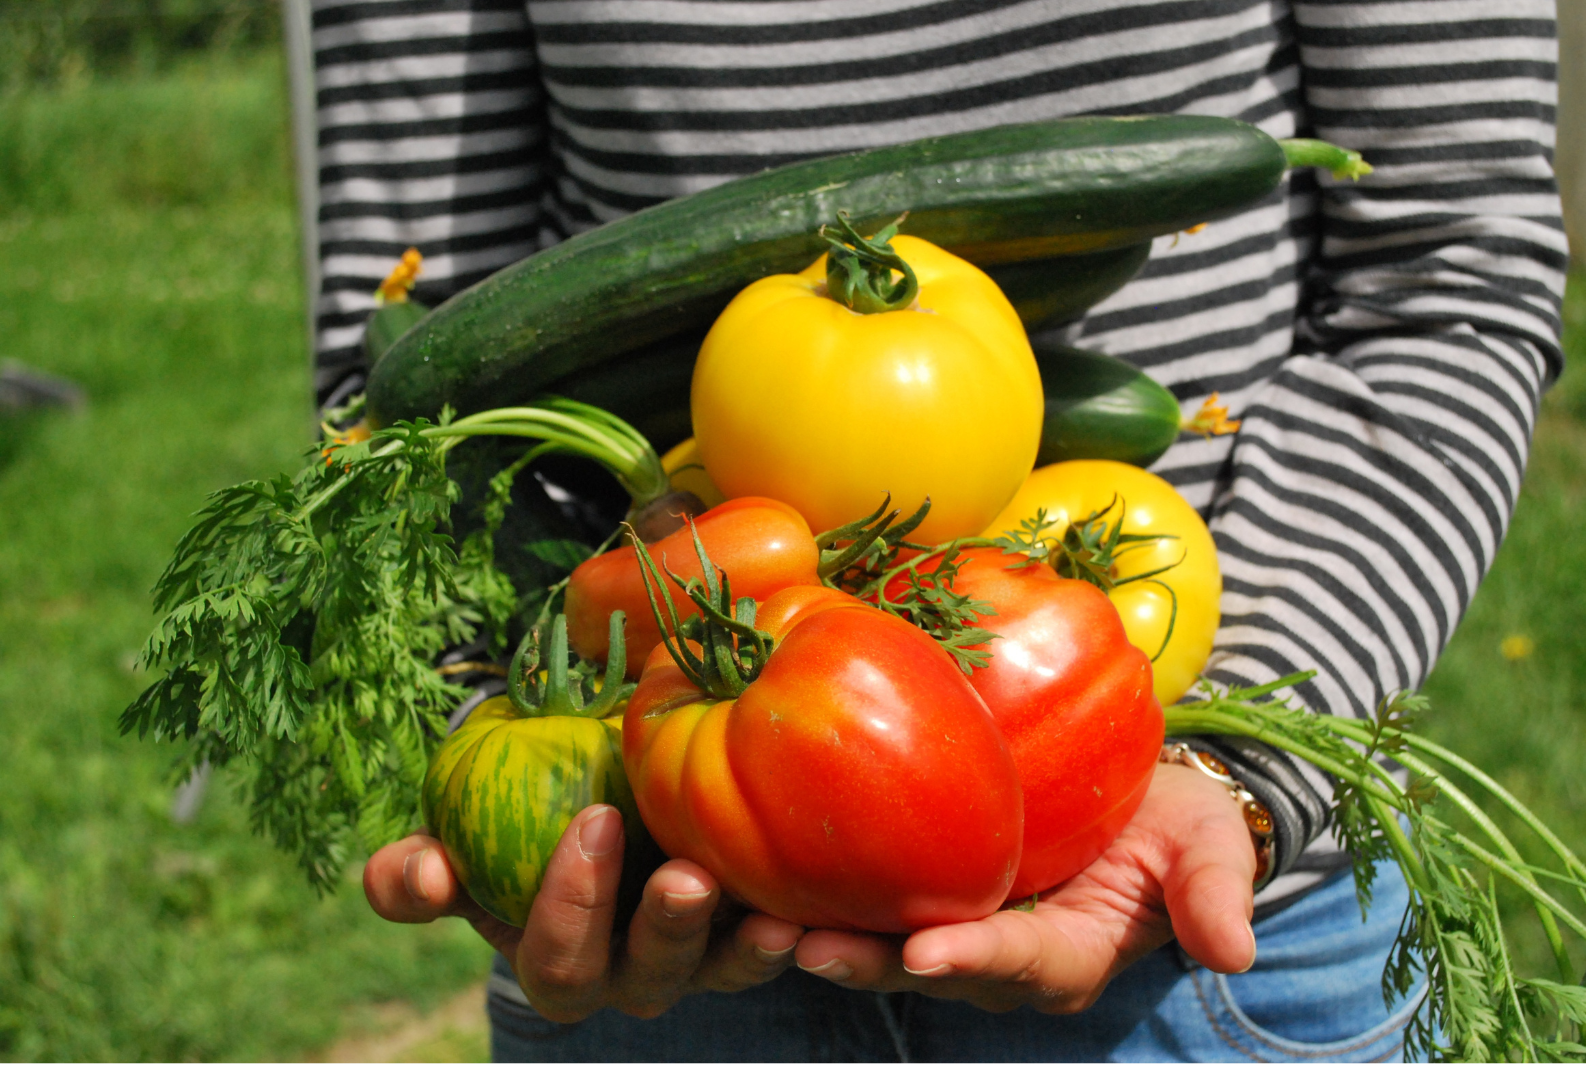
[660,437,726,509]
[982,460,1221,706]
[692,234,1043,543]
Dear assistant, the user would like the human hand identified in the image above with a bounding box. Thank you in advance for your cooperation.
[794,763,1257,1013]
[363,804,804,1022]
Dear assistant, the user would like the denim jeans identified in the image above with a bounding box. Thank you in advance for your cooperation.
[488,862,1424,1062]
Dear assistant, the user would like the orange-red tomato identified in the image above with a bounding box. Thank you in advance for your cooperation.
[565,497,822,677]
[890,548,1163,896]
[622,585,1024,932]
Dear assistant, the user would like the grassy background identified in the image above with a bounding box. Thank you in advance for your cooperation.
[0,44,1581,1063]
[0,54,491,1062]
[0,0,281,91]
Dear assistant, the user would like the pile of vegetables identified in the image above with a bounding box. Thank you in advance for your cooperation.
[124,116,1586,1061]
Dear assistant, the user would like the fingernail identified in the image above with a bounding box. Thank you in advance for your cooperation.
[661,889,713,918]
[799,958,853,981]
[753,944,796,964]
[403,849,432,902]
[903,962,953,977]
[1237,918,1257,973]
[578,807,623,860]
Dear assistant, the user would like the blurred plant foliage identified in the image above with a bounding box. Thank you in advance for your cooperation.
[0,0,279,90]
[0,46,292,213]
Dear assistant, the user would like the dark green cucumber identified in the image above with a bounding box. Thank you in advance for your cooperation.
[983,242,1152,330]
[547,332,702,458]
[363,300,430,363]
[369,114,1288,425]
[1033,341,1182,468]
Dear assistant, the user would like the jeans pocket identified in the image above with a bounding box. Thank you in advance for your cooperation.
[1192,968,1427,1063]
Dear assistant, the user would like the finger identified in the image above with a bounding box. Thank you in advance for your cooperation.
[795,929,902,990]
[899,910,1101,1011]
[797,917,1086,1013]
[694,911,804,993]
[517,805,626,1022]
[1158,777,1258,974]
[607,860,722,1016]
[363,834,463,923]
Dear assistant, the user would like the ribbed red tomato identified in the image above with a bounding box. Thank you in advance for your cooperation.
[622,584,1024,932]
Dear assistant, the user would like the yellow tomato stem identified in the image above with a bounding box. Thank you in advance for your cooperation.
[821,212,919,314]
[1131,576,1180,662]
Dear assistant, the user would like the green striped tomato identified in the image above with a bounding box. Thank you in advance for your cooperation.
[421,695,640,927]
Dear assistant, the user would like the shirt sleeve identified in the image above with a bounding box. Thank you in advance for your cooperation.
[1197,0,1565,898]
[311,0,549,404]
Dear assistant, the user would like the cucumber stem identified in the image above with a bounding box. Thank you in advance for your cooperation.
[1279,138,1373,181]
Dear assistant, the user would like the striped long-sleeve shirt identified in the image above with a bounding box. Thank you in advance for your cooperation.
[309,0,1566,910]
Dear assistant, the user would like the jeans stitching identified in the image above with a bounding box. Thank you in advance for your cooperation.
[1191,968,1272,1062]
[1200,968,1424,1060]
[1371,1037,1406,1063]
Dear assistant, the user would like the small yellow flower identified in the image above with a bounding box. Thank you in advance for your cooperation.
[321,420,372,465]
[374,248,423,305]
[1499,635,1535,661]
[1169,222,1208,248]
[1182,392,1241,438]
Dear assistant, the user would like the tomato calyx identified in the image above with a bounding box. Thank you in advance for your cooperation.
[507,612,633,719]
[992,500,1185,661]
[819,212,919,314]
[812,496,999,674]
[629,520,776,699]
[812,493,931,583]
[855,540,1003,674]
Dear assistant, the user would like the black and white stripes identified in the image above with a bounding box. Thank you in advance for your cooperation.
[313,0,546,392]
[309,0,1564,905]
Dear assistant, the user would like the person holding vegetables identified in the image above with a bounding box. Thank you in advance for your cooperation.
[316,0,1565,1060]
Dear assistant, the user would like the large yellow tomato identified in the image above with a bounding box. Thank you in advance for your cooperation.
[981,460,1221,706]
[692,233,1043,543]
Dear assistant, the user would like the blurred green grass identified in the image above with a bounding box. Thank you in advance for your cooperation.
[0,55,490,1062]
[0,41,1581,1064]
[1420,278,1586,981]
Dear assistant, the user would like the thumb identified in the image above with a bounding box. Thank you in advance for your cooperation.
[1158,776,1259,974]
[364,833,464,922]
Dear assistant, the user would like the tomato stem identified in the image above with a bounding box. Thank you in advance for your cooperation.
[507,613,633,719]
[814,494,931,581]
[821,212,919,314]
[628,519,777,700]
